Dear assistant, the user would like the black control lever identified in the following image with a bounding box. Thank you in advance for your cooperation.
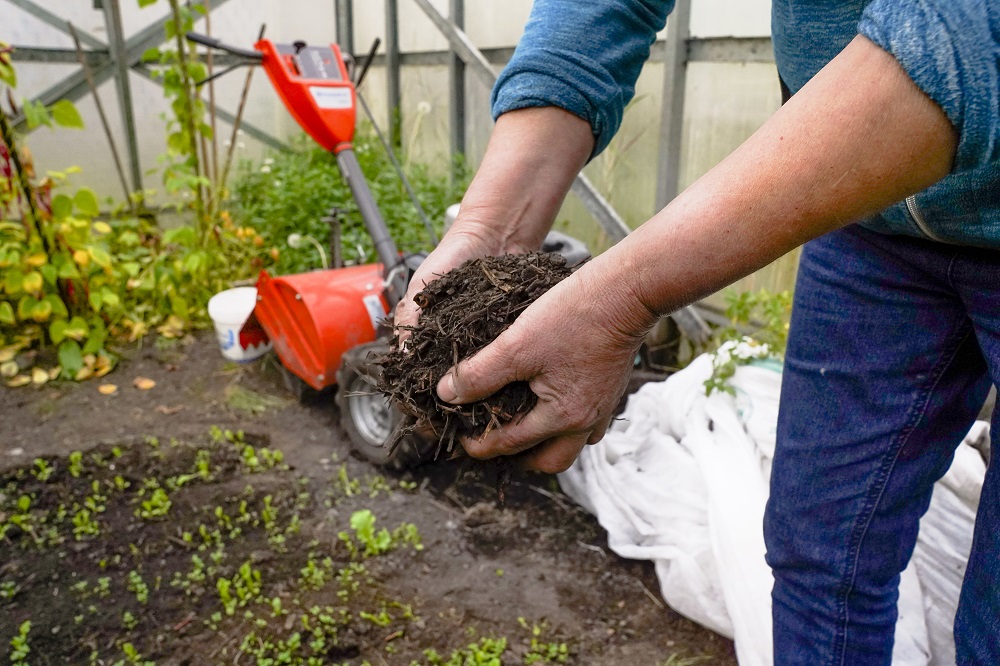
[185,32,263,62]
[354,37,380,88]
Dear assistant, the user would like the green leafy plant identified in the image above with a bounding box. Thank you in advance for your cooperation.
[139,0,211,227]
[232,132,468,274]
[704,289,791,396]
[339,509,422,558]
[0,77,119,383]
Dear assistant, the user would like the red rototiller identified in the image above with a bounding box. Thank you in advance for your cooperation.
[186,30,588,467]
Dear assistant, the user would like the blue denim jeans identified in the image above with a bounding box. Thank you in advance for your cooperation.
[764,224,1000,665]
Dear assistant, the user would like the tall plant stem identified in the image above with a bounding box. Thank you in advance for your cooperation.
[0,113,49,255]
[167,0,206,232]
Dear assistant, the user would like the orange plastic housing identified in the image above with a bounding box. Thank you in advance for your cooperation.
[255,39,356,152]
[253,265,389,390]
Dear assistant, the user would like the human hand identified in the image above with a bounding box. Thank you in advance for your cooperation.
[434,264,656,473]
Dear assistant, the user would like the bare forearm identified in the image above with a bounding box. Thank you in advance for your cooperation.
[587,36,958,333]
[452,106,593,252]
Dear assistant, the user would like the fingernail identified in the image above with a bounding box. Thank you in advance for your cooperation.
[437,373,458,403]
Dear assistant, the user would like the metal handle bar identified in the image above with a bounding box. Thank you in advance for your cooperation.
[185,31,262,61]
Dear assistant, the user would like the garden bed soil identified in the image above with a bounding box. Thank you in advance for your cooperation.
[1,333,736,665]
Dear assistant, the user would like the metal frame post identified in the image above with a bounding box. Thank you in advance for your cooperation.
[334,0,354,57]
[448,0,466,171]
[101,0,143,192]
[655,0,691,211]
[385,0,401,147]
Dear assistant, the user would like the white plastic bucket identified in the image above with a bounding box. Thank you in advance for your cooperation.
[207,287,272,362]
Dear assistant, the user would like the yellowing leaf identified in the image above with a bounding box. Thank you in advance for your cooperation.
[48,367,61,381]
[25,253,47,267]
[0,361,18,378]
[22,271,43,294]
[94,355,114,378]
[133,377,156,390]
[73,249,90,267]
[92,221,112,234]
[156,315,185,339]
[75,365,94,381]
[98,383,118,395]
[31,299,52,323]
[0,346,18,363]
[6,375,30,388]
[31,367,49,385]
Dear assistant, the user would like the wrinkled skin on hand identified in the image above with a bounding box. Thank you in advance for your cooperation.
[434,267,650,473]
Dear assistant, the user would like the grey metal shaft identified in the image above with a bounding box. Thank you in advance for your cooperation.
[411,0,709,344]
[448,0,466,167]
[385,0,401,147]
[334,0,354,56]
[101,0,142,192]
[655,0,691,210]
[336,149,405,308]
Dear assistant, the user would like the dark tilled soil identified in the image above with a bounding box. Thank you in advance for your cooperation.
[1,333,736,665]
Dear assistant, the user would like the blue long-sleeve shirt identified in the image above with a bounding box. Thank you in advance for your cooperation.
[492,0,1000,248]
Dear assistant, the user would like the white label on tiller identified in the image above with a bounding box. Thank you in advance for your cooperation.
[362,294,386,332]
[309,86,352,110]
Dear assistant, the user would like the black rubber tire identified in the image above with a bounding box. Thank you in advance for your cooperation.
[335,341,428,469]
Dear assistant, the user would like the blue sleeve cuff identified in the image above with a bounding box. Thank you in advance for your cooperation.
[491,50,627,158]
[858,0,1000,172]
[490,0,673,161]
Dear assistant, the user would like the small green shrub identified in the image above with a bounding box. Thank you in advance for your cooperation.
[232,132,468,274]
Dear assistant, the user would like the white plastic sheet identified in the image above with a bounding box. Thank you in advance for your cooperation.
[558,353,986,665]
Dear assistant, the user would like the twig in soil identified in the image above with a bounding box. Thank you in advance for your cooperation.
[577,541,607,558]
[171,611,196,631]
[636,578,666,610]
[210,618,249,659]
[428,497,463,517]
[510,480,586,514]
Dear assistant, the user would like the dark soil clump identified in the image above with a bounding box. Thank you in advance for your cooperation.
[378,252,573,457]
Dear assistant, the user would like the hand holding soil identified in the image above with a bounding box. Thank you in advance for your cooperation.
[379,252,574,460]
[381,247,650,473]
[436,260,648,472]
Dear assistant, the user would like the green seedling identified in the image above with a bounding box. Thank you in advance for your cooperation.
[336,465,361,497]
[9,620,30,665]
[127,570,149,604]
[31,458,54,481]
[136,487,172,520]
[0,580,20,600]
[68,451,83,477]
[423,637,508,666]
[519,618,570,664]
[118,642,154,666]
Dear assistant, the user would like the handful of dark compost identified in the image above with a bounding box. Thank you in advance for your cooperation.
[377,252,574,461]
